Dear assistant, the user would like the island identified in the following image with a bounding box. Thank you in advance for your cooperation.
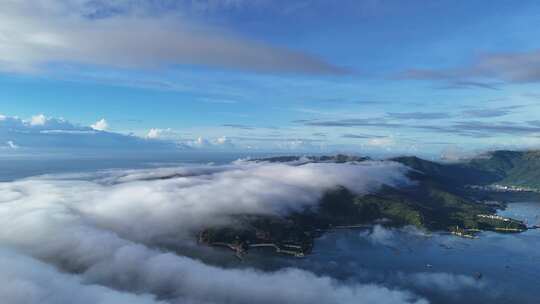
[197,151,538,258]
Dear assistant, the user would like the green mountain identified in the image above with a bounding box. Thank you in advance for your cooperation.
[198,150,538,257]
[392,150,540,190]
[468,150,540,189]
[391,156,499,186]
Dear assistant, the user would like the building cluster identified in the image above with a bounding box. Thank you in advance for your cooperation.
[468,184,539,193]
[477,214,511,222]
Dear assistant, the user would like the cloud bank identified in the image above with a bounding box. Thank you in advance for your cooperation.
[0,161,425,304]
[0,249,164,304]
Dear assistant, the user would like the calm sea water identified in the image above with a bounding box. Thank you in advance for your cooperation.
[288,202,540,304]
[199,202,540,304]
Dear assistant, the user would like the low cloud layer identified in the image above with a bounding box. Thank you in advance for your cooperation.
[0,161,425,304]
[0,249,164,304]
[3,161,411,243]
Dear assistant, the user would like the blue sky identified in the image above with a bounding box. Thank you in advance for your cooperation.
[1,0,540,157]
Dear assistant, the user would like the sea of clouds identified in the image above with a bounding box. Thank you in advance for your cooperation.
[0,160,434,304]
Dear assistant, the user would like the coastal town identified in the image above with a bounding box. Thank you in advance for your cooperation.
[468,184,540,193]
[450,213,528,239]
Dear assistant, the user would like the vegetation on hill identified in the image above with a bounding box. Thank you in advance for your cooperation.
[253,154,370,163]
[198,150,535,257]
[393,150,540,190]
[467,150,540,189]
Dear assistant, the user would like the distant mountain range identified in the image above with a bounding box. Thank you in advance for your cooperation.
[468,150,540,189]
[394,150,540,190]
[198,150,538,258]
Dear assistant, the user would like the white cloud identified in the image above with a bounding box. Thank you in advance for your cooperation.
[0,249,164,304]
[184,136,238,149]
[188,136,212,148]
[146,128,179,140]
[0,114,176,154]
[146,128,163,139]
[0,0,344,74]
[359,225,427,247]
[77,161,410,240]
[403,272,485,293]
[30,114,47,126]
[6,141,19,149]
[214,136,235,148]
[0,162,423,304]
[215,136,230,145]
[91,118,109,131]
[367,137,395,147]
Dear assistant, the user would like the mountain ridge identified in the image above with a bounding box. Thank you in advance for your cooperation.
[197,150,538,258]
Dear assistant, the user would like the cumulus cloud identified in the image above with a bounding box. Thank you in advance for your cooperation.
[186,136,236,149]
[0,161,423,304]
[0,114,177,154]
[0,113,85,131]
[190,136,212,148]
[5,141,19,149]
[146,128,167,139]
[2,113,321,154]
[215,136,230,145]
[91,118,109,131]
[30,114,47,126]
[145,129,196,148]
[0,0,345,75]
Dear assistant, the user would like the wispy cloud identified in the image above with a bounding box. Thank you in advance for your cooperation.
[222,124,255,130]
[400,49,540,85]
[449,121,540,135]
[302,118,402,128]
[387,112,452,120]
[0,0,346,75]
[342,133,388,139]
[437,80,501,91]
[461,105,523,118]
[297,116,540,138]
